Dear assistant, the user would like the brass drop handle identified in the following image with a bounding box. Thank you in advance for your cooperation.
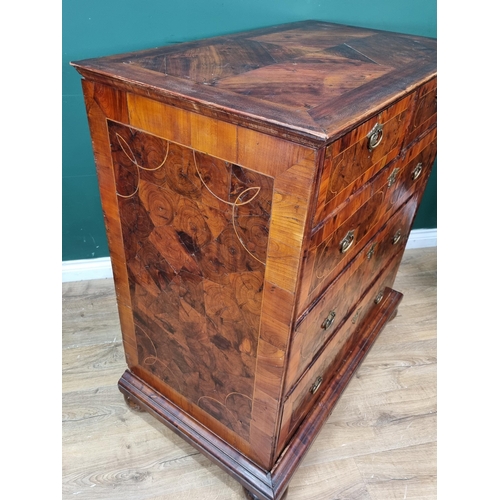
[367,243,376,260]
[321,310,336,330]
[392,229,402,245]
[374,291,384,304]
[340,230,355,253]
[367,123,384,151]
[387,168,400,187]
[352,309,361,324]
[411,162,423,180]
[310,376,323,395]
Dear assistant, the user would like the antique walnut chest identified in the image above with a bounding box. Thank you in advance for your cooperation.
[72,20,437,500]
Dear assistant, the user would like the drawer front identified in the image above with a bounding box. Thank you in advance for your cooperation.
[313,93,413,227]
[391,127,437,208]
[402,77,437,150]
[297,127,436,315]
[279,251,404,451]
[299,161,398,311]
[286,195,418,392]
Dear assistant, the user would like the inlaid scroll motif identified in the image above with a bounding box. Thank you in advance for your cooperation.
[108,121,273,440]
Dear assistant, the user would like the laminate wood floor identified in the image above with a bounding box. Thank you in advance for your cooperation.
[62,247,436,500]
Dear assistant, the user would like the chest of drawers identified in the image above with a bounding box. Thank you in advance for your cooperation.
[71,20,436,500]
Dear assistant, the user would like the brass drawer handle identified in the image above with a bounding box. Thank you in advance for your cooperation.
[387,168,400,187]
[340,230,355,253]
[367,122,384,151]
[392,229,402,245]
[374,291,384,304]
[367,243,376,260]
[352,308,361,324]
[321,310,336,330]
[310,376,323,395]
[411,162,423,180]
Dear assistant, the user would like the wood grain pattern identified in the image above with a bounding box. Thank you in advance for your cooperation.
[270,288,403,495]
[297,125,436,315]
[71,21,436,146]
[286,195,418,392]
[107,120,273,441]
[127,92,309,179]
[402,78,437,150]
[81,80,138,368]
[248,149,317,469]
[313,93,413,226]
[62,247,436,500]
[390,129,437,209]
[278,259,404,455]
[83,75,319,468]
[112,286,401,500]
[71,21,437,498]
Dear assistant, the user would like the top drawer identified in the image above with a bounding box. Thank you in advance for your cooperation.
[313,93,413,226]
[402,77,437,150]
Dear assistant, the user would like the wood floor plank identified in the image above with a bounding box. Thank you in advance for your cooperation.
[62,247,436,499]
[286,458,372,500]
[355,338,436,380]
[346,355,436,399]
[298,384,436,467]
[354,442,436,500]
[63,449,246,500]
[62,342,125,393]
[62,279,121,349]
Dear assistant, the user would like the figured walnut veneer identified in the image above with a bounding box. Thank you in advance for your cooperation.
[109,120,275,440]
[72,20,436,500]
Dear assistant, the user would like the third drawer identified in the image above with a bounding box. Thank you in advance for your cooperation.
[285,193,420,393]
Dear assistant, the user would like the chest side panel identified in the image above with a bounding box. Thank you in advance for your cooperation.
[108,120,273,442]
[83,80,318,469]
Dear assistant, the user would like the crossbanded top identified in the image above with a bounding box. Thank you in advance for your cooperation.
[72,20,436,146]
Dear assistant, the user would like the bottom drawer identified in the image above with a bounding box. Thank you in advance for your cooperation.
[277,247,405,454]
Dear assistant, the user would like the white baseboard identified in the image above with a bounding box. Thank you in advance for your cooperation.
[405,228,437,249]
[62,257,114,283]
[62,228,437,283]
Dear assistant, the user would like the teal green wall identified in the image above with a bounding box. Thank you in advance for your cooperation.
[63,0,437,261]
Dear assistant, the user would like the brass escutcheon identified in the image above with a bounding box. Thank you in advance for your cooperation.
[374,291,384,304]
[340,230,355,253]
[310,376,323,395]
[352,309,361,324]
[392,229,402,245]
[388,168,400,187]
[367,243,376,260]
[367,122,384,151]
[321,311,336,330]
[411,162,423,180]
